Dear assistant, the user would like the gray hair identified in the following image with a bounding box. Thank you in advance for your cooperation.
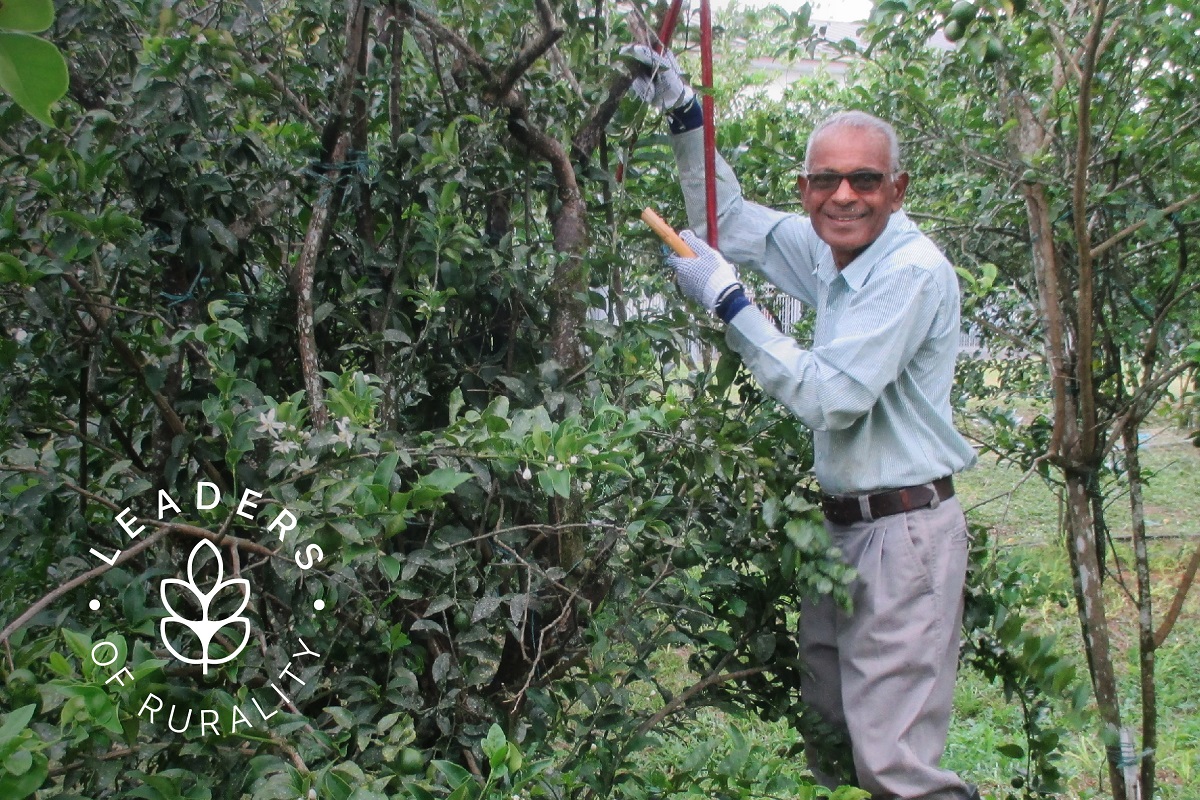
[804,111,902,173]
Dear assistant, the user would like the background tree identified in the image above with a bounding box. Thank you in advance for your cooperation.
[854,1,1200,798]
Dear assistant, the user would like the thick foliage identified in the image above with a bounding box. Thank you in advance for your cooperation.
[0,2,857,799]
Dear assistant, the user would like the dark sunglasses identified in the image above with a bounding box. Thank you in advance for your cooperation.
[803,170,893,193]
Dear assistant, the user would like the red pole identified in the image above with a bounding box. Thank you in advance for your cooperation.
[657,0,686,50]
[618,0,687,186]
[699,0,719,248]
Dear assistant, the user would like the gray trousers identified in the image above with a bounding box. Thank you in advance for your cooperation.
[800,496,973,800]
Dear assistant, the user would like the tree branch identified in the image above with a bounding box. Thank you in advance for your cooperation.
[635,666,768,738]
[495,26,565,99]
[965,311,1041,356]
[396,1,494,80]
[572,75,636,162]
[1091,191,1200,259]
[293,0,369,428]
[0,527,170,646]
[293,133,346,431]
[1070,0,1109,463]
[1155,537,1200,648]
[1020,181,1072,462]
[399,0,589,374]
[572,3,655,161]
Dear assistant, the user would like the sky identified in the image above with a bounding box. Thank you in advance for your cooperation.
[726,0,875,23]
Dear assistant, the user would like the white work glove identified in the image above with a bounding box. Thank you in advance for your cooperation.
[667,230,741,311]
[620,44,695,112]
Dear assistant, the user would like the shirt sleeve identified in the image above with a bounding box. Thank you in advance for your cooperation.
[670,128,821,307]
[725,263,945,431]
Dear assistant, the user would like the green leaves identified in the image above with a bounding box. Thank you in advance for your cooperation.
[0,705,48,799]
[4,0,1110,797]
[428,725,538,800]
[0,0,55,30]
[0,0,67,127]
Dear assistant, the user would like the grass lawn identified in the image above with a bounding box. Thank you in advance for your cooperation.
[642,430,1200,800]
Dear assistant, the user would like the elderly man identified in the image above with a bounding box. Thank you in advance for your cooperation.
[627,47,980,800]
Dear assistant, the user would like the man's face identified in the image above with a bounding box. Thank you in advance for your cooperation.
[798,127,909,269]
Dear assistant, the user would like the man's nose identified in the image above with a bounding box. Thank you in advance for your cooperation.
[831,176,859,203]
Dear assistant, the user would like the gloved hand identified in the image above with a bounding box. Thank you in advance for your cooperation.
[667,230,741,311]
[620,44,695,112]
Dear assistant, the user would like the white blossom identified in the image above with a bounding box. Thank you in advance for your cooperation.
[292,457,317,474]
[334,417,354,445]
[256,408,286,437]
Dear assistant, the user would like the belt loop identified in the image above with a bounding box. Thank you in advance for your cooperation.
[927,482,940,510]
[858,494,874,523]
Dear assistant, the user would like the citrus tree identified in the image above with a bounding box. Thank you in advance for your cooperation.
[0,1,856,798]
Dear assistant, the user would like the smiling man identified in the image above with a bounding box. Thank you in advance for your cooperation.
[626,48,979,800]
[801,118,908,268]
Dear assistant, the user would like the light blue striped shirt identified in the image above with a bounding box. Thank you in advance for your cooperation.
[671,129,976,494]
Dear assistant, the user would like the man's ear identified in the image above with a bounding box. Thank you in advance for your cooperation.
[891,172,910,209]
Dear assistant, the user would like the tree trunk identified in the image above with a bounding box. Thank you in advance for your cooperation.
[1021,154,1131,799]
[1064,469,1128,800]
[1123,424,1155,800]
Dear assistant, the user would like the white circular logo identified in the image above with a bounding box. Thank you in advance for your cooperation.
[84,482,329,737]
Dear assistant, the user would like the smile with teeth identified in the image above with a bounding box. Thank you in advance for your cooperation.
[827,210,867,222]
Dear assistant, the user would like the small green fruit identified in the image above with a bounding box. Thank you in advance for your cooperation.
[397,132,418,150]
[5,668,35,689]
[949,1,978,24]
[944,19,965,42]
[983,36,1005,63]
[671,547,703,570]
[398,746,426,775]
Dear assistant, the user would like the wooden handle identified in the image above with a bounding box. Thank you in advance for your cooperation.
[641,208,695,257]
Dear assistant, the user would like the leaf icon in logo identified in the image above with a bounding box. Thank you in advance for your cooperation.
[159,539,251,675]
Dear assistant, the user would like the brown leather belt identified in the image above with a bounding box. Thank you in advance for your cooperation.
[821,476,955,526]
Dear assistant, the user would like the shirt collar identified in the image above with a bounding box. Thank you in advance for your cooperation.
[817,211,911,292]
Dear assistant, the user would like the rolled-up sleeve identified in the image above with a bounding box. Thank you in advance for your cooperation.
[671,128,820,306]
